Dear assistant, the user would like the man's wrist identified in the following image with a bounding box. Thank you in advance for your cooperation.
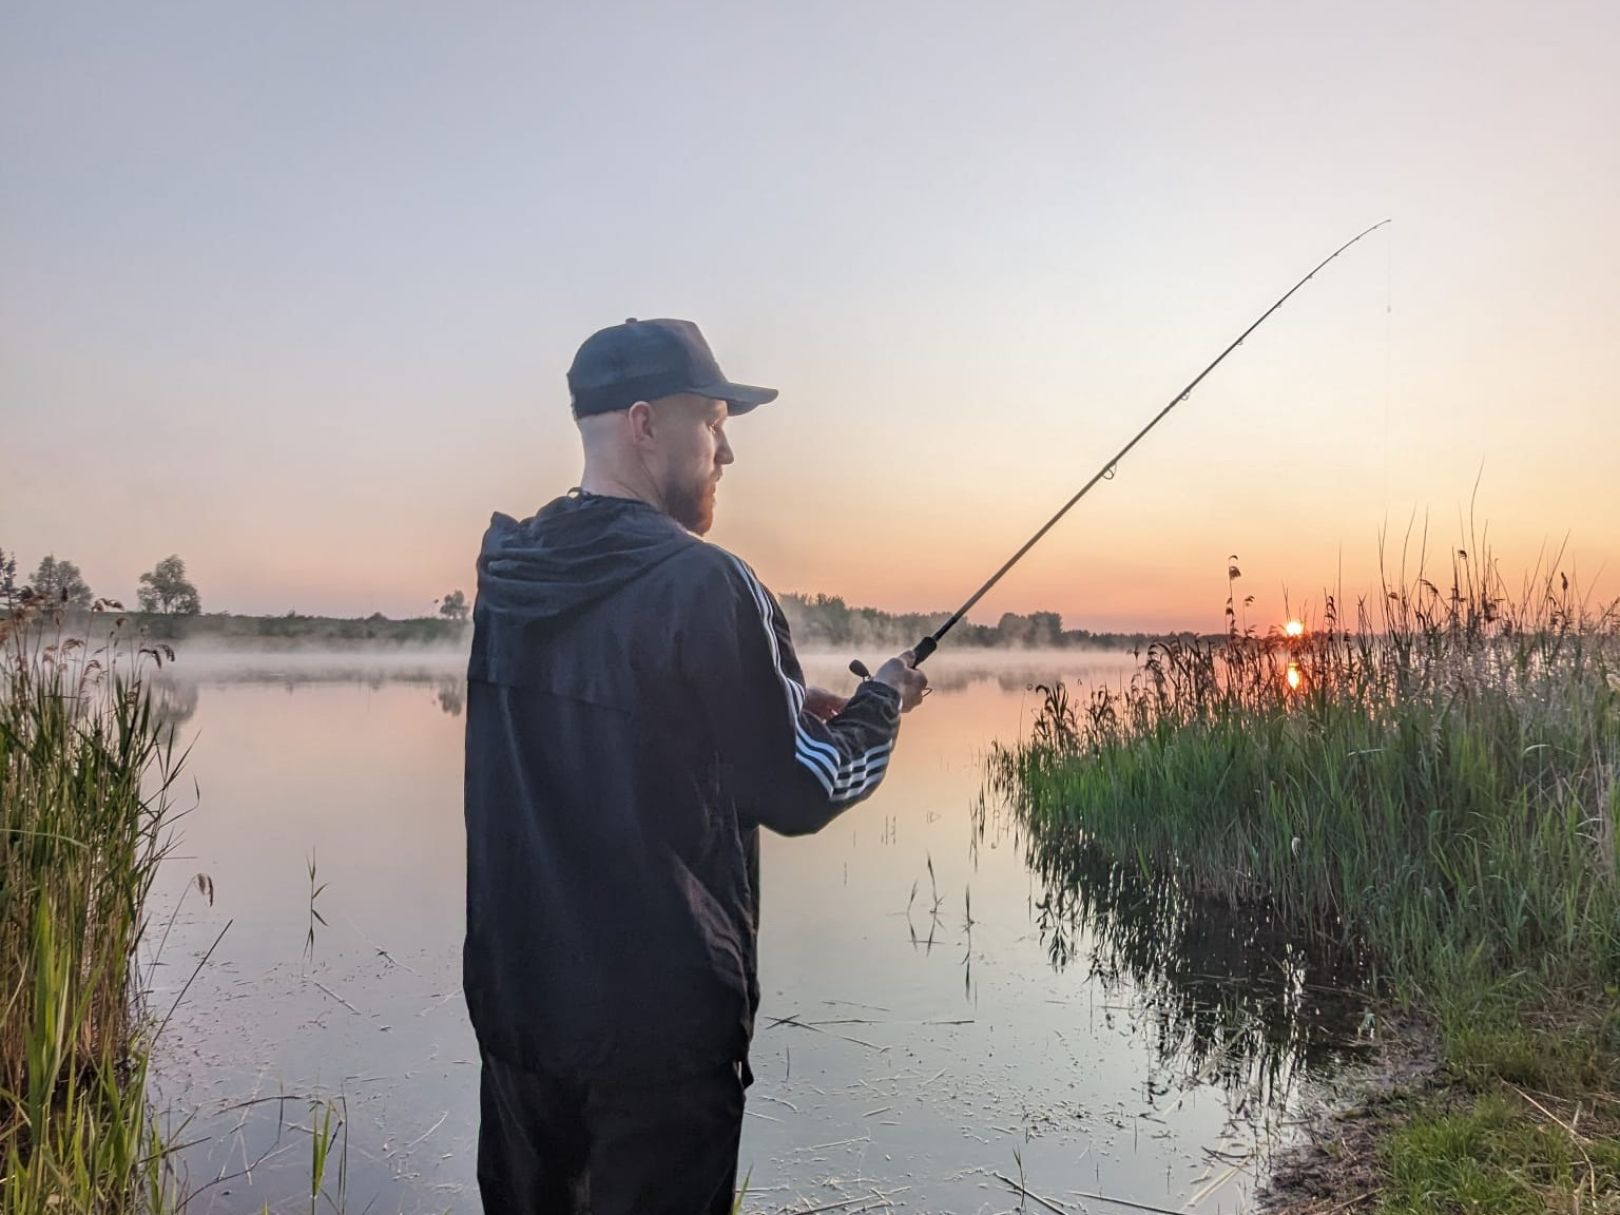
[858,678,903,723]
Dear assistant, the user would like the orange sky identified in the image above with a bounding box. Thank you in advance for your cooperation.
[4,3,1616,633]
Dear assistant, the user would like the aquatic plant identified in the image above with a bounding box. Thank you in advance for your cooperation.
[0,599,185,1211]
[992,535,1620,993]
[991,532,1620,1210]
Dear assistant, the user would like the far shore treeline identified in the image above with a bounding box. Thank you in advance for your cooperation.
[776,593,1176,651]
[2,545,1187,650]
[13,598,1182,651]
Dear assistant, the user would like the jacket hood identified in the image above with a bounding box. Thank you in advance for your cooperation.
[475,493,697,632]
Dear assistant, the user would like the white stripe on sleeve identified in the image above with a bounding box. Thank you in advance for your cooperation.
[727,555,893,805]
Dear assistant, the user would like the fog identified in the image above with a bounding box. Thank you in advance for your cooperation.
[143,645,1143,726]
[150,643,1137,683]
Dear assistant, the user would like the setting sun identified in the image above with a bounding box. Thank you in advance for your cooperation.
[1284,620,1306,638]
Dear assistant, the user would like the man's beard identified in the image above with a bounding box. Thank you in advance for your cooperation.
[666,477,717,535]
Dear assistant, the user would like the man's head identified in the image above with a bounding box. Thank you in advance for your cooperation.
[576,394,733,534]
[568,319,776,536]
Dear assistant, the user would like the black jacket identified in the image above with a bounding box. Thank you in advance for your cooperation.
[463,492,903,1079]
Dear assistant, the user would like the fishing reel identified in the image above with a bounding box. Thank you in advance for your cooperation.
[848,635,937,682]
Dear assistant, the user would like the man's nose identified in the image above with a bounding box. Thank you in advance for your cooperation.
[716,434,735,465]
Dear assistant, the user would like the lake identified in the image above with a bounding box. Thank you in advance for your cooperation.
[145,649,1370,1214]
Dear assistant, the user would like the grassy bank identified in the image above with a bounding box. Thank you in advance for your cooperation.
[0,605,183,1212]
[991,546,1620,1211]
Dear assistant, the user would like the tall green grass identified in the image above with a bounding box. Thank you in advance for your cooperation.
[991,539,1620,1208]
[991,541,1620,995]
[1,600,183,1212]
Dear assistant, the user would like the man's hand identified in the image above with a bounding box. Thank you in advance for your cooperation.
[873,651,929,712]
[803,686,849,721]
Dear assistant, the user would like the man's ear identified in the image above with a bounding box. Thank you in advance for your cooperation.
[625,400,656,443]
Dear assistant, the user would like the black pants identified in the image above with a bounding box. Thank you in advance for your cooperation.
[477,1053,746,1215]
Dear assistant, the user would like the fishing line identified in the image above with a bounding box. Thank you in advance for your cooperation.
[852,219,1393,681]
[1384,222,1393,515]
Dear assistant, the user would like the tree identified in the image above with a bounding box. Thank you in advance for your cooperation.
[438,590,469,622]
[137,555,201,615]
[1027,611,1063,647]
[0,547,16,600]
[31,554,92,606]
[996,611,1032,646]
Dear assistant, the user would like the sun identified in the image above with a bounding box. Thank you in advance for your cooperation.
[1283,619,1305,638]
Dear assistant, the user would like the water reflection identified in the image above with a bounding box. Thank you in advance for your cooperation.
[979,789,1372,1113]
[151,659,472,718]
[151,649,1137,723]
[150,678,200,729]
[143,649,1361,1212]
[435,680,464,717]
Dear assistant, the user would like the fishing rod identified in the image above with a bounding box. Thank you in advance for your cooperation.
[851,219,1391,682]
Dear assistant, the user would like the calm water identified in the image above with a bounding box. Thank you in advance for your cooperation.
[145,650,1369,1214]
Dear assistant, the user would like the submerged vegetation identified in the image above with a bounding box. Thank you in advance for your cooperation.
[991,538,1620,1210]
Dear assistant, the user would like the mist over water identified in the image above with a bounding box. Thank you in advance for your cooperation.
[144,647,1368,1213]
[151,645,1150,688]
[146,647,1158,734]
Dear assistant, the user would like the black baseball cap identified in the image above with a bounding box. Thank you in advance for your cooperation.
[567,318,779,419]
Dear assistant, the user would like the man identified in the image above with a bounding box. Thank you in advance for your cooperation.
[463,318,928,1214]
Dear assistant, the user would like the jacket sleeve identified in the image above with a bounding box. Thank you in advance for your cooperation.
[683,551,904,836]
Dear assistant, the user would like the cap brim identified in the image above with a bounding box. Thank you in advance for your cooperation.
[696,381,778,415]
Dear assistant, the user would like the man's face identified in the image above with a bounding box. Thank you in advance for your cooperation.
[644,394,734,535]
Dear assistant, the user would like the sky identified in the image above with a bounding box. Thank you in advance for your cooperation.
[4,1,1617,633]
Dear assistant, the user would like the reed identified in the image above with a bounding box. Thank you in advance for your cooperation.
[991,536,1620,1209]
[0,600,183,1212]
[992,539,1620,994]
